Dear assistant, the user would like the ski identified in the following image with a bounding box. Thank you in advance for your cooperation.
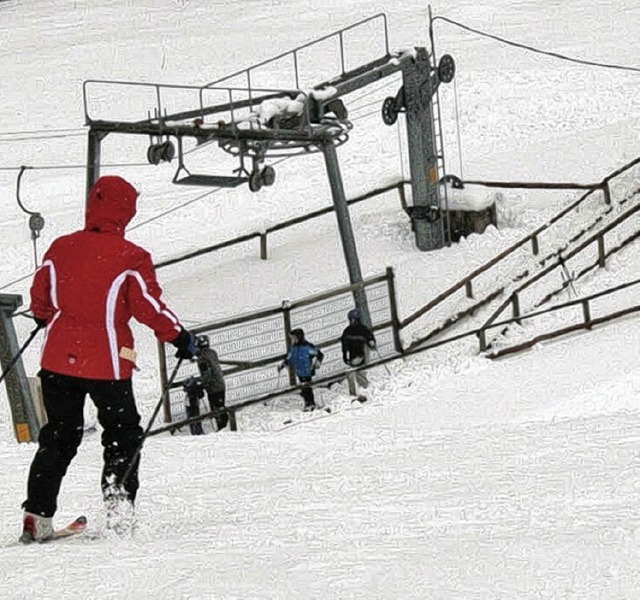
[277,406,334,430]
[48,515,88,541]
[18,515,88,545]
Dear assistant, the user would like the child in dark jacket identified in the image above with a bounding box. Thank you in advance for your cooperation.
[278,328,324,411]
[341,308,376,396]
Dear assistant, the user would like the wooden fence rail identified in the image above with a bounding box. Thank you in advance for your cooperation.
[480,189,640,350]
[155,180,409,269]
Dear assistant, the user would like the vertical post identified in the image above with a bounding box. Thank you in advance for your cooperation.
[86,128,104,206]
[322,140,371,326]
[227,408,238,432]
[597,236,606,268]
[465,280,474,299]
[158,341,172,424]
[385,267,403,354]
[402,47,444,251]
[0,294,40,443]
[601,182,611,206]
[479,328,487,352]
[531,235,539,256]
[260,233,268,260]
[281,303,296,386]
[511,293,521,324]
[582,300,592,330]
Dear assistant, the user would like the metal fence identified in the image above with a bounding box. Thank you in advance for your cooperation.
[158,268,401,424]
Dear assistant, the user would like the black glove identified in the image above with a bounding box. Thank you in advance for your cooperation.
[33,316,48,329]
[171,328,197,360]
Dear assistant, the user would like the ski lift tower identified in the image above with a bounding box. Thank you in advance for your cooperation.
[82,14,455,324]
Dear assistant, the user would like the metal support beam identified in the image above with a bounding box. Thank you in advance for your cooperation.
[0,294,40,443]
[322,141,371,327]
[402,47,444,251]
[86,129,106,206]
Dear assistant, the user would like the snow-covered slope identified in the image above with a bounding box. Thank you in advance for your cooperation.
[0,1,639,598]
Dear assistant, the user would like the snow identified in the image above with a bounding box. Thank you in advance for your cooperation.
[1,0,640,598]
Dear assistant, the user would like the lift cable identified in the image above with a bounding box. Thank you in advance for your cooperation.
[433,15,640,74]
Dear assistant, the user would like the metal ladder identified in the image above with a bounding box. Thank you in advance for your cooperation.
[429,52,452,245]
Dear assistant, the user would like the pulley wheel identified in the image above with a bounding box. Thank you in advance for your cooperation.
[249,170,263,192]
[147,144,163,165]
[160,140,175,163]
[261,166,276,187]
[381,97,398,126]
[438,54,455,83]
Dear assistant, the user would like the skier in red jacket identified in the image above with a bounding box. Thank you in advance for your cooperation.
[20,175,196,543]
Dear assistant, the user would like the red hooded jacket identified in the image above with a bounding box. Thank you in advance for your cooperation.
[30,176,182,380]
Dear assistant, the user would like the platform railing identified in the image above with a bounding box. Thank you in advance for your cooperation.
[204,14,390,95]
[83,78,310,132]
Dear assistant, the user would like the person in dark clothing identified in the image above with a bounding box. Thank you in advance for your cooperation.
[278,328,324,411]
[183,335,228,434]
[21,175,197,543]
[341,308,376,397]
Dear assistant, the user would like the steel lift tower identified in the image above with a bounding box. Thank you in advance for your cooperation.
[83,14,455,324]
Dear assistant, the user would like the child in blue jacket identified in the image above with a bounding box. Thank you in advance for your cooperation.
[278,328,324,411]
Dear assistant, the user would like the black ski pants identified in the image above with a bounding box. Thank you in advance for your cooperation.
[23,370,143,518]
[298,376,315,406]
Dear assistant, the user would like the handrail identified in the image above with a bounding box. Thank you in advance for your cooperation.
[155,180,408,269]
[399,181,604,329]
[204,14,389,89]
[485,277,640,359]
[398,156,640,335]
[151,274,640,434]
[480,190,640,344]
[83,79,309,129]
[533,226,640,308]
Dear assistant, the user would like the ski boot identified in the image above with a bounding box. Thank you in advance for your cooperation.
[19,512,54,544]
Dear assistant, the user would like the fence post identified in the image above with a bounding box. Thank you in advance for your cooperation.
[281,302,296,386]
[597,235,606,268]
[582,299,592,330]
[531,235,539,256]
[227,408,238,432]
[385,267,404,353]
[465,280,474,299]
[511,293,521,324]
[260,233,268,260]
[478,328,487,352]
[601,182,611,206]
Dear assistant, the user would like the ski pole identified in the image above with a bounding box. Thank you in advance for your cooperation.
[121,358,183,487]
[373,347,392,376]
[265,365,285,407]
[0,323,44,387]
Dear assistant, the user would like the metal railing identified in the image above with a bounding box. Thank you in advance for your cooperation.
[155,268,402,428]
[398,155,640,350]
[205,14,390,92]
[83,79,311,132]
[483,277,640,359]
[479,184,640,351]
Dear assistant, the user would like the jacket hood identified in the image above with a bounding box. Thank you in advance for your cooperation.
[85,176,138,235]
